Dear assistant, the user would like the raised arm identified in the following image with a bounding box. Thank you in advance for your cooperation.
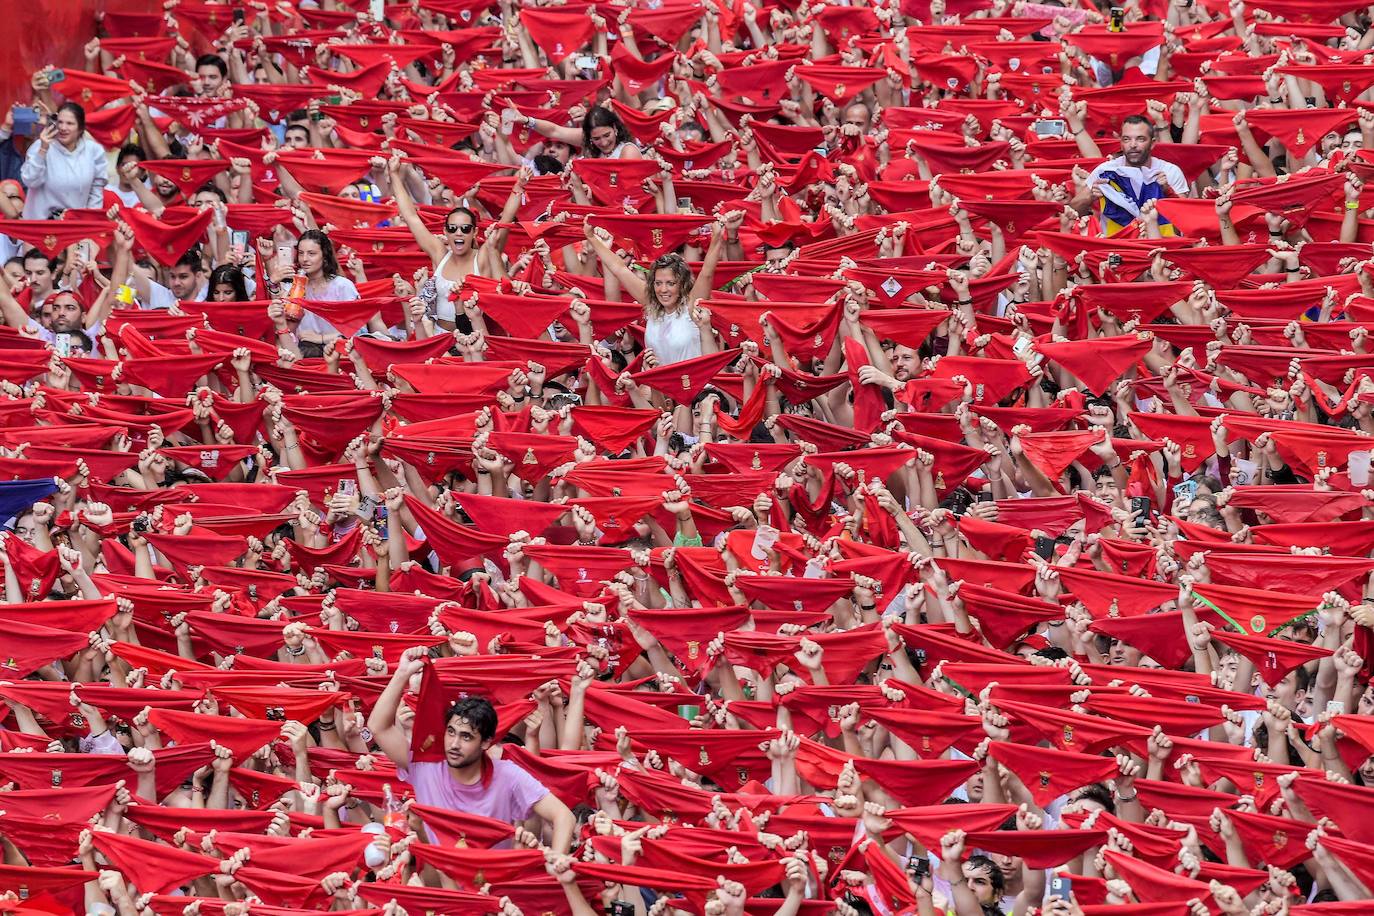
[364,648,427,769]
[583,222,648,304]
[387,152,447,262]
[479,165,532,277]
[687,215,735,303]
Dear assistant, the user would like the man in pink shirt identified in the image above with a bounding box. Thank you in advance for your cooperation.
[368,648,576,852]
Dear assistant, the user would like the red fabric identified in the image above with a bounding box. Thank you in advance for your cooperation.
[866,707,987,758]
[52,69,134,108]
[119,205,215,266]
[0,623,92,677]
[588,212,713,260]
[139,158,230,195]
[1015,429,1103,483]
[0,219,115,258]
[885,803,1020,850]
[1292,774,1374,844]
[993,697,1150,752]
[1035,335,1151,395]
[570,404,660,453]
[1245,108,1358,157]
[90,830,221,895]
[519,8,596,64]
[148,709,282,760]
[961,828,1109,869]
[209,684,348,722]
[1189,580,1322,635]
[631,348,741,401]
[0,784,117,866]
[985,742,1124,805]
[956,582,1065,648]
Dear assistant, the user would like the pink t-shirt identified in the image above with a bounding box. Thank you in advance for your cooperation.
[401,758,550,829]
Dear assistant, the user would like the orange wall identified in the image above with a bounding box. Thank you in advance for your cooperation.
[0,0,156,109]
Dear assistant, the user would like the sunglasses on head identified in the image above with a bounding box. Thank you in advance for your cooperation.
[446,223,476,234]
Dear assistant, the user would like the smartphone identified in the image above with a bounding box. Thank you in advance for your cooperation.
[675,196,692,210]
[276,243,295,267]
[1184,694,1200,704]
[609,901,635,916]
[325,95,343,105]
[751,524,780,560]
[376,506,388,540]
[1108,7,1123,31]
[1012,336,1033,357]
[233,7,245,22]
[230,229,249,259]
[975,491,993,503]
[337,478,358,496]
[11,107,38,138]
[1106,252,1123,269]
[1348,450,1370,487]
[48,69,65,84]
[1049,874,1072,900]
[1129,496,1151,519]
[1327,700,1346,715]
[310,110,323,122]
[1034,536,1056,561]
[1032,119,1067,138]
[54,333,71,357]
[907,856,930,881]
[574,55,598,71]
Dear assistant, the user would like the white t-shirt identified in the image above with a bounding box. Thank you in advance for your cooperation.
[1087,155,1189,232]
[111,184,143,208]
[1088,155,1188,196]
[298,275,361,337]
[145,281,207,311]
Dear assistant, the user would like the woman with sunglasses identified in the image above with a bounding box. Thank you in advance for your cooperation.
[387,152,530,331]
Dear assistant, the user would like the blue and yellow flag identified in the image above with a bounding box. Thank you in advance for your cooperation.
[1097,169,1177,237]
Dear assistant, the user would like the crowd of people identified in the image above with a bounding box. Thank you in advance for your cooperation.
[1,0,1374,913]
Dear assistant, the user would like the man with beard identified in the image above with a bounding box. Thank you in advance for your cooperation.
[1074,113,1188,235]
[368,648,575,851]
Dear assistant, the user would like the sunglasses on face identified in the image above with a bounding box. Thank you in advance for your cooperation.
[446,223,476,234]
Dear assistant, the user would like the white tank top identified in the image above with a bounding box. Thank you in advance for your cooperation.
[434,250,480,323]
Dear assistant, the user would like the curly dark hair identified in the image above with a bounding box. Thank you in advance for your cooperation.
[581,107,632,158]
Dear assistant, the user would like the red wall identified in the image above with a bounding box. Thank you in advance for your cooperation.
[0,0,156,109]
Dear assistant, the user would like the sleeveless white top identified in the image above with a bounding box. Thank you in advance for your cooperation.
[644,308,701,365]
[434,250,481,323]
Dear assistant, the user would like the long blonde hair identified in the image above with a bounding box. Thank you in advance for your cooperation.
[645,253,692,321]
